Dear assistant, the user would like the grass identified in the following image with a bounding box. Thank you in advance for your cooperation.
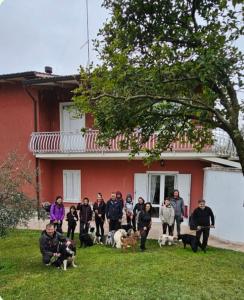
[0,230,244,300]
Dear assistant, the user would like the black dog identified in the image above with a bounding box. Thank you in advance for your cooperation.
[178,234,198,252]
[79,233,93,247]
[121,224,133,232]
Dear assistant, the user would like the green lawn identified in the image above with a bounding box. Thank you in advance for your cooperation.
[0,230,244,300]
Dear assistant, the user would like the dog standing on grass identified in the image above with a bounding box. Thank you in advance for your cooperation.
[158,234,178,247]
[120,231,140,252]
[113,229,127,248]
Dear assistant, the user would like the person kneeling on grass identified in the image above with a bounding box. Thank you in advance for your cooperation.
[138,202,152,252]
[39,223,64,266]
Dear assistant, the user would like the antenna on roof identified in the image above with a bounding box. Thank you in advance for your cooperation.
[86,0,90,70]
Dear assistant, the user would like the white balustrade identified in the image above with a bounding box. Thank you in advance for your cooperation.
[28,129,237,158]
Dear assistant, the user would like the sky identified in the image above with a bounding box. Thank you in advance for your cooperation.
[0,1,243,77]
[0,0,108,75]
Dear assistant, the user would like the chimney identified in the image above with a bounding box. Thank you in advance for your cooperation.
[45,66,53,74]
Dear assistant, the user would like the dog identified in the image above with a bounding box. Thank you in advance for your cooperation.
[113,229,127,248]
[178,234,198,252]
[88,227,96,243]
[120,231,140,251]
[79,232,93,247]
[105,230,116,247]
[158,234,178,247]
[57,240,77,271]
[121,224,133,232]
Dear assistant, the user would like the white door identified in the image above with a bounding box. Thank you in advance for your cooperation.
[60,103,85,151]
[148,174,177,221]
[134,173,148,205]
[177,174,191,225]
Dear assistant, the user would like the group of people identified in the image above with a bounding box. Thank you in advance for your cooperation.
[40,189,215,265]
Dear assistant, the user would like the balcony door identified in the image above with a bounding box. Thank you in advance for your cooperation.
[60,103,85,152]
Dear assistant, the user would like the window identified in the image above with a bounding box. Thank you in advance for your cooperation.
[63,170,81,202]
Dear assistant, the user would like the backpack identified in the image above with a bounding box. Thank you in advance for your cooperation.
[42,202,52,213]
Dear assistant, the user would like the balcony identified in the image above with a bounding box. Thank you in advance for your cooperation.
[29,129,237,158]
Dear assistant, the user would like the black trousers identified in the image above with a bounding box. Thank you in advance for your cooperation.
[162,223,173,236]
[172,215,182,236]
[196,228,210,250]
[50,220,63,234]
[42,253,53,264]
[109,219,121,231]
[140,228,150,250]
[95,218,104,237]
[67,223,76,240]
[80,222,89,236]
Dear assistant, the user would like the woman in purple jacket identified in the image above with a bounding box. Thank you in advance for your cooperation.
[50,196,65,233]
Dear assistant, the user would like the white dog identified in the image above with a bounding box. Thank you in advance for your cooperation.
[113,229,127,248]
[158,234,178,247]
[105,230,116,246]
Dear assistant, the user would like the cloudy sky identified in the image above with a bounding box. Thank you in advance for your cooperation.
[0,0,107,75]
[0,1,243,76]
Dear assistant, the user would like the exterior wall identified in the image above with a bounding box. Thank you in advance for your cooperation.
[0,83,36,197]
[203,168,244,243]
[38,89,94,132]
[39,159,209,210]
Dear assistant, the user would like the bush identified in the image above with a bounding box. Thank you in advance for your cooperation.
[0,153,38,237]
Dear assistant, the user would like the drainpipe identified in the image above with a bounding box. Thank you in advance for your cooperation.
[24,87,41,219]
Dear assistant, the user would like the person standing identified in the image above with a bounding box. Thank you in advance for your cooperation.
[50,196,65,233]
[124,193,134,227]
[170,189,184,236]
[138,202,152,251]
[106,192,123,231]
[77,197,93,235]
[191,199,215,252]
[66,205,78,240]
[93,193,106,238]
[133,197,145,231]
[116,191,124,208]
[160,197,175,236]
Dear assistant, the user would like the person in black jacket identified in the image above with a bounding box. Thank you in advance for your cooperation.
[133,197,145,231]
[77,197,93,235]
[138,202,152,251]
[39,223,63,265]
[106,192,123,231]
[66,205,78,240]
[192,199,215,252]
[93,193,106,238]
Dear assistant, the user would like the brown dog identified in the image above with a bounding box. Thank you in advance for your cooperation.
[120,231,140,252]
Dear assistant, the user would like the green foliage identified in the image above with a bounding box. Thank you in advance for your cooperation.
[1,230,244,300]
[73,0,244,170]
[0,153,38,237]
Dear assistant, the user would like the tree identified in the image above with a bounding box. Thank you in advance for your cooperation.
[73,0,244,173]
[0,153,41,237]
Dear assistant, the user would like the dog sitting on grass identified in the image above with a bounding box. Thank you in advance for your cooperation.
[56,240,77,271]
[120,231,140,251]
[178,234,198,252]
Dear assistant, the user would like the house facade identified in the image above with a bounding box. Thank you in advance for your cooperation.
[0,71,240,224]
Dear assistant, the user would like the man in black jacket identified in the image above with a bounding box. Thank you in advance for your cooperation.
[106,192,123,231]
[39,223,63,265]
[192,200,215,252]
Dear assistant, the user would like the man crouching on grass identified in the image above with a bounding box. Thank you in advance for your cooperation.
[39,223,63,266]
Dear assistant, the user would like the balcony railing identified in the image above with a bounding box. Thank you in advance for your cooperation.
[29,129,237,158]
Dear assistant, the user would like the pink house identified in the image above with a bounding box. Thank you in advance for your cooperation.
[0,70,239,224]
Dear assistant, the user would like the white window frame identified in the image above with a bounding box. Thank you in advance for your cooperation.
[63,170,81,202]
